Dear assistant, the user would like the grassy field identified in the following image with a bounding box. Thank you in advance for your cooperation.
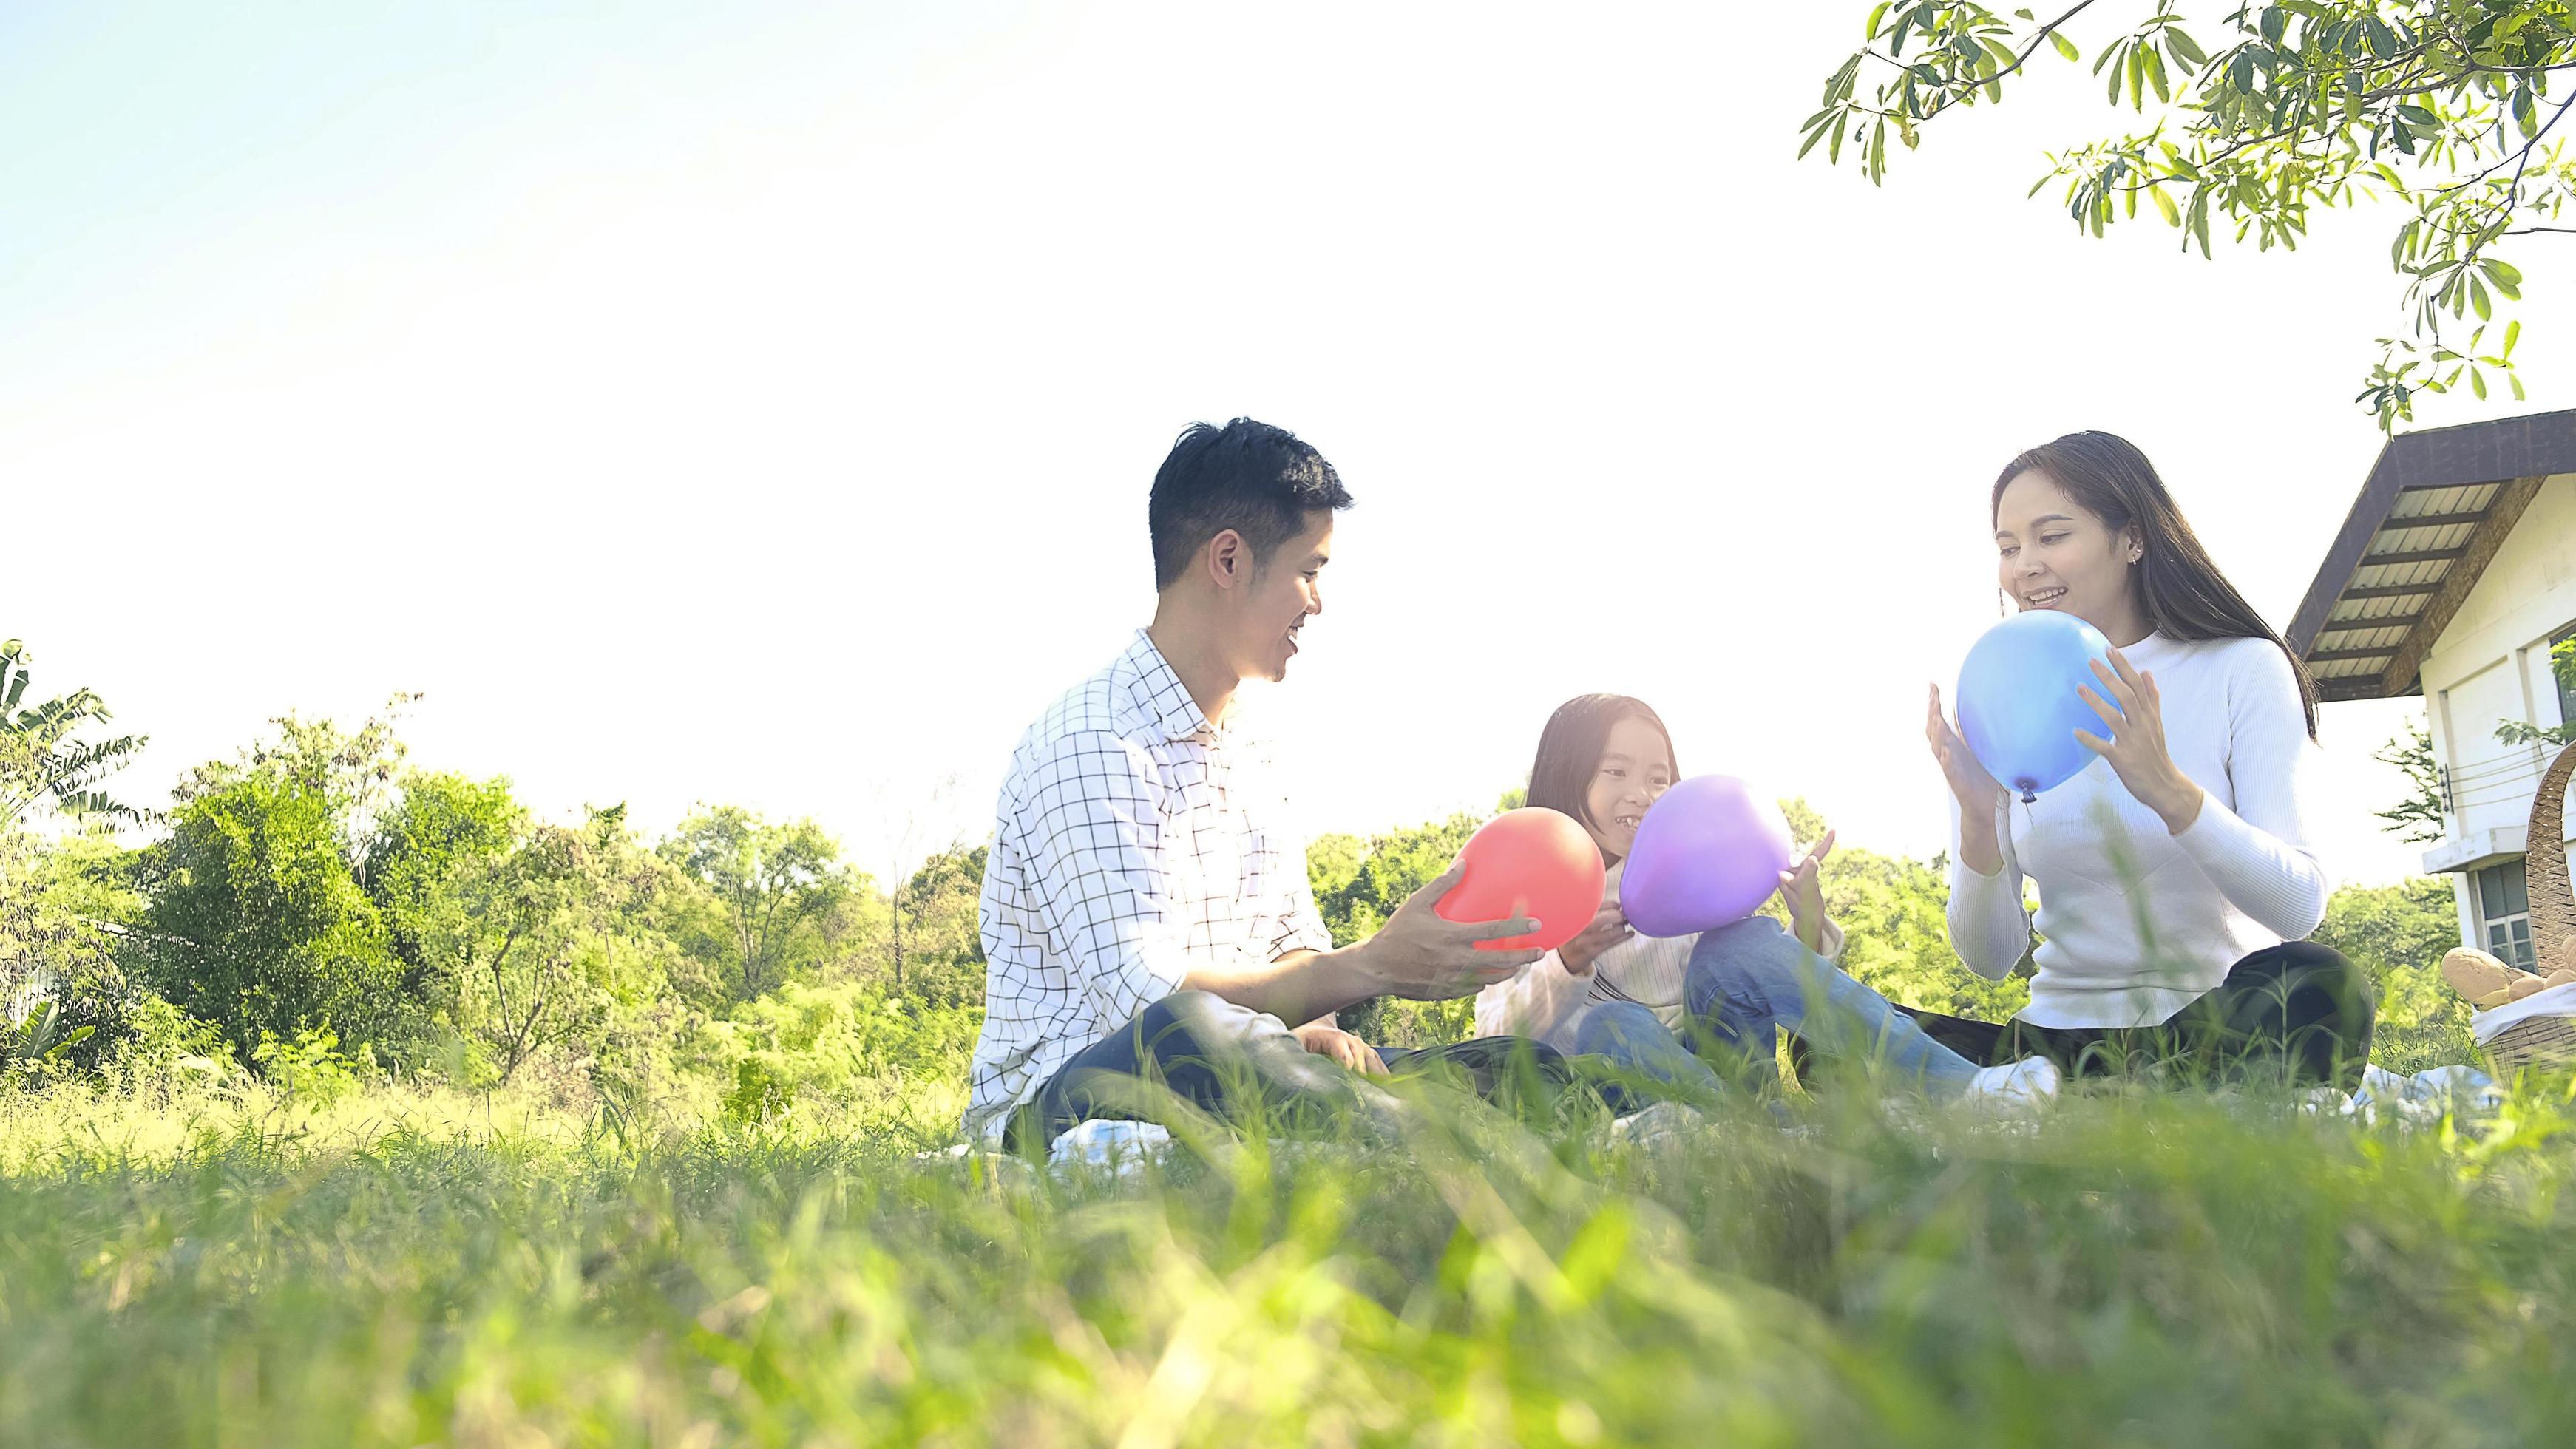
[5,1062,2576,1448]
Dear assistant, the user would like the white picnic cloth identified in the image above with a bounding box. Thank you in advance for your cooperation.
[2470,982,2576,1045]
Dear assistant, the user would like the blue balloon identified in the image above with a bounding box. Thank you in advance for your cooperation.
[1955,611,2119,802]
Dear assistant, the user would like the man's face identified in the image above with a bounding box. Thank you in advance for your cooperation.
[1231,512,1333,684]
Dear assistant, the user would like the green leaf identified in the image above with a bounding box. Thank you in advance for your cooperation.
[2165,27,2206,70]
[2050,31,2079,61]
[2512,374,2526,401]
[2504,319,2521,357]
[1867,1,1892,38]
[1798,108,1839,160]
[2152,186,2180,225]
[2472,276,2492,321]
[2472,367,2488,401]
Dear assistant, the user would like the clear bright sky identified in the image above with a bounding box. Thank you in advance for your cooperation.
[6,1,2567,886]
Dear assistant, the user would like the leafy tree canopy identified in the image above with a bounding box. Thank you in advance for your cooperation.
[1806,1,2576,426]
[661,807,852,1002]
[0,639,146,829]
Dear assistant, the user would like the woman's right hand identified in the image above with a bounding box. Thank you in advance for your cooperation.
[1926,682,2005,812]
[1556,904,1632,978]
[1928,682,2008,875]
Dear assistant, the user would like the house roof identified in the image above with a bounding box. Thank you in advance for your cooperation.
[2287,408,2576,702]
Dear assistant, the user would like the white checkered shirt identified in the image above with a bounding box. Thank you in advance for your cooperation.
[962,629,1333,1144]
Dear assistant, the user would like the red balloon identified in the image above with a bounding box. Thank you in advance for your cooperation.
[1434,807,1607,953]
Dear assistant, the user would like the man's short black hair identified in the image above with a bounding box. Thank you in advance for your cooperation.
[1148,418,1354,591]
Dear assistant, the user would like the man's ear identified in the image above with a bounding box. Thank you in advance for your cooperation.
[1203,529,1247,592]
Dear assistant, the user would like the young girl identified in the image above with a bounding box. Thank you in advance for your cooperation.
[1919,430,2371,1087]
[1474,694,2058,1104]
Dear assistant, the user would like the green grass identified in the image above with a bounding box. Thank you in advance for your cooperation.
[7,1069,2576,1446]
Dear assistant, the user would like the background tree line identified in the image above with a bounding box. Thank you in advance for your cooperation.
[1,636,2478,1100]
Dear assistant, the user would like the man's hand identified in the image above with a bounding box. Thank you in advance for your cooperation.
[1357,858,1545,1000]
[1292,1022,1388,1076]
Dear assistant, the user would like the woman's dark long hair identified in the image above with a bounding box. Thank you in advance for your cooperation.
[1525,694,1677,863]
[1995,431,2319,739]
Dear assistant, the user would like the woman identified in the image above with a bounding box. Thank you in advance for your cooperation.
[1475,694,2059,1104]
[1919,430,2373,1087]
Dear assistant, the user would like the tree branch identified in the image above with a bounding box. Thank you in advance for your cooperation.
[1860,1,2099,120]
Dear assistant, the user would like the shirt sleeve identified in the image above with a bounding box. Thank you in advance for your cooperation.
[1018,728,1193,1028]
[1270,827,1338,1028]
[2169,643,2331,940]
[1270,841,1335,961]
[1947,791,2033,980]
[1475,949,1594,1041]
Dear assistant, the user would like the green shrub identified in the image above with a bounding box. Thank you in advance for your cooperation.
[690,980,980,1114]
[249,1025,369,1107]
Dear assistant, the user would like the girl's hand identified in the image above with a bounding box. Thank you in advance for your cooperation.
[1556,904,1633,978]
[1777,829,1835,956]
[1926,683,2006,812]
[2074,647,2206,833]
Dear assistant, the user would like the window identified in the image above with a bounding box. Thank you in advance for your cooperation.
[2477,859,2536,968]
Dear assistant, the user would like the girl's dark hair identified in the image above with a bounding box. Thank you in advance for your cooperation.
[1995,431,2319,740]
[1525,694,1677,862]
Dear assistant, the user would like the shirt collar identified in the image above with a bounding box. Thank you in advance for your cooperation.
[1124,628,1215,743]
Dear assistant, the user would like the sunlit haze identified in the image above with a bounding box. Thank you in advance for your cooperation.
[8,1,2566,885]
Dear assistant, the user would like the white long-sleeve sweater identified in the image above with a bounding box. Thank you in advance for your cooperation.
[1946,631,2331,1029]
[1476,859,1844,1052]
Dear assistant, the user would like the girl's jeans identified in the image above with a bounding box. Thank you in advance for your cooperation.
[1682,915,1981,1095]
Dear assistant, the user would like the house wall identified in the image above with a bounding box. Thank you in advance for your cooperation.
[2420,474,2576,948]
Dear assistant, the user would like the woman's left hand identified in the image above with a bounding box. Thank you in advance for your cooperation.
[2074,647,2206,834]
[1776,829,1835,956]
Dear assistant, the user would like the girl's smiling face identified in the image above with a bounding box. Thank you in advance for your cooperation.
[1584,716,1675,862]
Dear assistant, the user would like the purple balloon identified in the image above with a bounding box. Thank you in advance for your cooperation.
[1619,774,1795,939]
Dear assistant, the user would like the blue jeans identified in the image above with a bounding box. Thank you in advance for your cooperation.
[1570,1000,1729,1110]
[1683,916,1981,1095]
[1008,991,1576,1152]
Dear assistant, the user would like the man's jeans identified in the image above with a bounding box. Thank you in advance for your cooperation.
[1004,991,1576,1154]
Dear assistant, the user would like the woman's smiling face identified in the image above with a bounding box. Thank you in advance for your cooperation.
[1583,716,1675,862]
[1994,467,2139,634]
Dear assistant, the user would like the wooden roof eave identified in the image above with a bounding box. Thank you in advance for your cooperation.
[2288,410,2576,702]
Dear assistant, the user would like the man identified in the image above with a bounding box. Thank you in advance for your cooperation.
[965,417,1546,1152]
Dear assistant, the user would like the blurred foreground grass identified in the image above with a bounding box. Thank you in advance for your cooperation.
[5,1069,2576,1447]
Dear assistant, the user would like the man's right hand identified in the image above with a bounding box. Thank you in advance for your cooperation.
[1358,859,1546,1000]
